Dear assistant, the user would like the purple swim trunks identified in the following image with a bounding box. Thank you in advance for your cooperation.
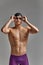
[9,54,29,65]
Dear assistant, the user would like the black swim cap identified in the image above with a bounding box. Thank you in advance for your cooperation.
[14,12,22,17]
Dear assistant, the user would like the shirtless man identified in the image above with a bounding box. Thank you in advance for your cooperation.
[1,13,39,65]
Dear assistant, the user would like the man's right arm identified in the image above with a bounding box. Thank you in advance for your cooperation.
[1,16,14,34]
[1,19,12,34]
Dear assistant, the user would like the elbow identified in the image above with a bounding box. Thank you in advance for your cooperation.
[37,30,39,33]
[30,29,39,34]
[1,28,3,32]
[29,27,39,34]
[33,27,39,33]
[34,29,39,33]
[1,28,7,34]
[36,29,39,33]
[1,28,6,33]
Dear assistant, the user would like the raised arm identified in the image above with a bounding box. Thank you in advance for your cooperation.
[22,16,39,34]
[1,15,14,34]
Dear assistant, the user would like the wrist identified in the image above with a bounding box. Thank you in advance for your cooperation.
[9,19,12,22]
[25,20,29,23]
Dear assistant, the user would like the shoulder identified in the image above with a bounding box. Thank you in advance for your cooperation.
[10,27,15,30]
[7,27,15,34]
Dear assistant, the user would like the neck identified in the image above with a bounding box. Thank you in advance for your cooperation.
[15,24,21,29]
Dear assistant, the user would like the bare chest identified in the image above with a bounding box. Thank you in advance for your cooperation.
[10,28,29,41]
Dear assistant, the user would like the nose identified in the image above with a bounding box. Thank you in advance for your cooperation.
[17,18,20,21]
[15,19,19,22]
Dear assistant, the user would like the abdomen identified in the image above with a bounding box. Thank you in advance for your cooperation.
[11,42,27,55]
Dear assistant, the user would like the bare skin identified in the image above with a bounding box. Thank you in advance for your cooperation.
[1,15,39,56]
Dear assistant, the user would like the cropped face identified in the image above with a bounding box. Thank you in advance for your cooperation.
[14,16,22,25]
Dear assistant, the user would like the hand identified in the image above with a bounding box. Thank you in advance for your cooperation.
[10,15,15,21]
[22,16,28,22]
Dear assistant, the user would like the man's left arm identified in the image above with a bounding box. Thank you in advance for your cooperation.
[22,16,39,34]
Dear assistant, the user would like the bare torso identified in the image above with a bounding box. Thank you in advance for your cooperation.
[8,26,29,56]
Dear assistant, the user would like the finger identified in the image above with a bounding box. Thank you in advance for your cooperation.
[10,16,12,19]
[12,15,14,18]
[22,16,27,20]
[22,16,25,20]
[12,15,16,19]
[25,15,27,18]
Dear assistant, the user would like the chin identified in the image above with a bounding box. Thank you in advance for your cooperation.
[16,23,20,25]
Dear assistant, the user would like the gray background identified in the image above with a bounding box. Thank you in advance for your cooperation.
[0,0,43,65]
